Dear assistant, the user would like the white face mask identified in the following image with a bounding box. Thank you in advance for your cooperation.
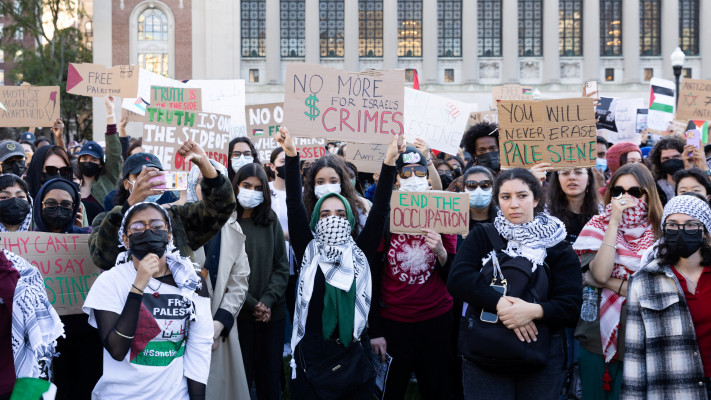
[466,187,493,209]
[231,156,254,173]
[237,188,264,209]
[399,176,429,192]
[314,183,341,199]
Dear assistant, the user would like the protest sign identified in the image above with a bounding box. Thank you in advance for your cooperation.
[497,98,597,169]
[0,232,101,315]
[0,85,60,127]
[246,102,283,141]
[595,97,618,132]
[492,84,533,106]
[343,142,387,173]
[390,191,469,235]
[142,107,232,171]
[252,135,326,163]
[182,79,247,138]
[676,78,711,122]
[66,63,139,98]
[122,68,184,115]
[466,110,498,129]
[149,86,202,112]
[635,109,648,133]
[283,63,405,145]
[648,77,676,133]
[403,88,476,154]
[613,98,646,145]
[687,120,710,144]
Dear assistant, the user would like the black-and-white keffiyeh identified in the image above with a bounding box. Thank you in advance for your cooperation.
[7,249,64,380]
[0,197,33,232]
[116,202,202,318]
[289,215,371,378]
[493,210,567,271]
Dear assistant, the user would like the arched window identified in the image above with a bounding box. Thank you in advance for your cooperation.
[679,0,699,56]
[138,8,168,41]
[359,0,383,57]
[281,0,305,57]
[559,0,582,56]
[477,0,501,57]
[640,0,660,56]
[438,0,461,57]
[600,0,622,56]
[131,4,174,77]
[320,0,344,57]
[518,0,542,57]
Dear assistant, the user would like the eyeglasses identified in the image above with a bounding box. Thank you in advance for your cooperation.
[609,186,645,199]
[663,222,704,234]
[128,220,168,235]
[399,165,428,179]
[558,169,587,178]
[231,151,253,158]
[44,166,73,179]
[464,180,493,190]
[42,199,74,210]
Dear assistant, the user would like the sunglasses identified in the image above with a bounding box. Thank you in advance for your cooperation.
[464,180,493,190]
[610,186,645,199]
[399,165,428,179]
[45,166,73,179]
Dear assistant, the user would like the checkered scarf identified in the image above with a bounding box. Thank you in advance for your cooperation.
[573,201,656,362]
[493,210,567,271]
[290,215,371,378]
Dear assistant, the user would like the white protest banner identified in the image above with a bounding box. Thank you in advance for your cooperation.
[121,68,184,115]
[403,88,476,155]
[613,98,646,145]
[182,79,247,138]
[284,62,405,144]
[648,77,676,133]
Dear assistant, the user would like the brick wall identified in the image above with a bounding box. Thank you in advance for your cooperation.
[0,15,39,85]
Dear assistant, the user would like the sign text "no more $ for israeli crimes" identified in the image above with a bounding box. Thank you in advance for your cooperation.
[497,98,597,169]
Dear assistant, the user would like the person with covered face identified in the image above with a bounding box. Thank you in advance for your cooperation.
[33,178,86,234]
[83,202,212,399]
[0,140,27,178]
[0,174,33,232]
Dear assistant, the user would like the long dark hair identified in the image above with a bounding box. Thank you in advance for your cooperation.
[344,161,365,196]
[303,154,365,231]
[493,168,545,214]
[232,163,274,227]
[546,168,601,229]
[26,145,71,198]
[656,192,711,266]
[604,163,663,238]
[227,137,261,184]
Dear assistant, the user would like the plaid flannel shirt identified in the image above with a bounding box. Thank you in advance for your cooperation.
[622,259,708,400]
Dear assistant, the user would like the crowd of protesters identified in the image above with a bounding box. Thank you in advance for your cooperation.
[3,94,711,400]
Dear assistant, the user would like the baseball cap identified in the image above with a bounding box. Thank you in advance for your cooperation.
[396,145,427,170]
[77,141,105,161]
[0,140,27,162]
[122,152,163,178]
[19,131,35,144]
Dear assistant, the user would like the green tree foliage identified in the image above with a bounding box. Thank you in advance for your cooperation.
[0,0,93,140]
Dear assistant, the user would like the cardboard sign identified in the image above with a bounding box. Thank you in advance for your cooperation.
[492,84,533,106]
[283,63,405,144]
[122,68,184,115]
[403,88,476,154]
[343,142,386,173]
[149,86,202,112]
[497,98,597,169]
[0,232,101,315]
[142,107,232,171]
[66,63,139,98]
[182,79,247,138]
[676,78,711,122]
[0,85,60,127]
[252,136,326,163]
[246,102,283,141]
[389,191,470,235]
[466,110,499,129]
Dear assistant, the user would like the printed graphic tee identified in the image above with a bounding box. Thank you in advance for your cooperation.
[380,233,455,322]
[83,262,211,400]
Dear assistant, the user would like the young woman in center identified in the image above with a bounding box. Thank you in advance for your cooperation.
[546,168,602,244]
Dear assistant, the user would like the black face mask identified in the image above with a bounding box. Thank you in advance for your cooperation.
[79,162,100,178]
[302,167,311,178]
[276,165,286,179]
[41,172,61,185]
[0,197,30,226]
[128,229,170,260]
[438,173,454,189]
[477,151,501,173]
[660,159,684,176]
[664,229,704,258]
[2,159,26,177]
[41,207,74,231]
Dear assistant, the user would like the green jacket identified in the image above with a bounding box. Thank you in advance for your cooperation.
[89,174,236,270]
[90,125,123,206]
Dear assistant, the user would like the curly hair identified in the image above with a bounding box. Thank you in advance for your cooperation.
[461,121,498,156]
[648,136,684,180]
[546,168,601,230]
[493,168,545,214]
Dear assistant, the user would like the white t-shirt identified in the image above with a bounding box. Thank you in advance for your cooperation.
[82,262,212,400]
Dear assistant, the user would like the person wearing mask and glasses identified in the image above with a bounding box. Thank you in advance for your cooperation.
[227,137,261,185]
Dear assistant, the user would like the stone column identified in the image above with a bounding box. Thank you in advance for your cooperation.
[266,0,281,84]
[461,0,477,83]
[383,0,398,69]
[344,0,359,71]
[542,0,560,83]
[702,0,711,79]
[582,0,600,80]
[421,0,438,83]
[660,0,679,80]
[305,0,320,63]
[502,0,518,82]
[622,0,640,83]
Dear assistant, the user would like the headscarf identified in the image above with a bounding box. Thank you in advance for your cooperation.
[290,193,371,378]
[573,200,656,362]
[25,145,66,199]
[33,178,88,234]
[186,159,228,203]
[493,210,567,271]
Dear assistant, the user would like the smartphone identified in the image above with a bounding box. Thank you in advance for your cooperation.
[583,80,598,98]
[149,171,188,191]
[480,284,507,323]
[686,129,702,150]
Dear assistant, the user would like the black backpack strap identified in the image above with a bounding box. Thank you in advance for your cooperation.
[481,223,506,252]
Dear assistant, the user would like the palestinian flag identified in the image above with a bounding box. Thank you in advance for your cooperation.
[522,88,533,96]
[688,120,710,143]
[649,78,675,114]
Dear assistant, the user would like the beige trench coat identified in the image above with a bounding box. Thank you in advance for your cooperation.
[206,213,251,400]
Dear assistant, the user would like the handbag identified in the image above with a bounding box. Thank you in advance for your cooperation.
[458,223,552,373]
[298,338,376,399]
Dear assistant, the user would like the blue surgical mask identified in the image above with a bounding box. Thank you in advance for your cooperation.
[596,157,607,171]
[467,187,492,209]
